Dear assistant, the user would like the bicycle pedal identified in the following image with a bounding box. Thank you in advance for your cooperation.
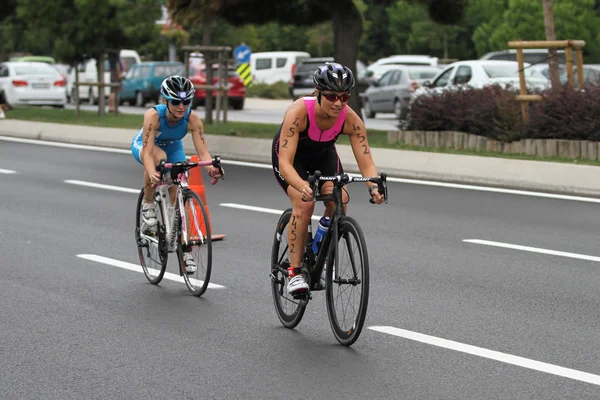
[292,291,311,301]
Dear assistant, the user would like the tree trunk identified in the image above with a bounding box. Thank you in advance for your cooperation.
[542,0,561,89]
[332,3,363,120]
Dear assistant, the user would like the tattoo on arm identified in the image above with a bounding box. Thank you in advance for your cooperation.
[286,118,299,137]
[282,139,288,148]
[194,127,205,144]
[143,123,152,148]
[353,124,369,153]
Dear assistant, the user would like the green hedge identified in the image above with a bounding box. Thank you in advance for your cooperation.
[407,84,600,142]
[246,82,291,99]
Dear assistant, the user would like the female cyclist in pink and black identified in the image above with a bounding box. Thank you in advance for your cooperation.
[271,63,385,296]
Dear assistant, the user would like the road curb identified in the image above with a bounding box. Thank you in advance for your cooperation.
[1,119,599,198]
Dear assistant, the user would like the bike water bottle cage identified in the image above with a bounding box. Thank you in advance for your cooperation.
[287,266,303,278]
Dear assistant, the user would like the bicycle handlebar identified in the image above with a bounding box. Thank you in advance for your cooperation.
[307,170,388,204]
[154,154,224,187]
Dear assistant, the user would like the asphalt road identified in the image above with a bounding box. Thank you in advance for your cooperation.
[65,98,399,131]
[2,138,600,399]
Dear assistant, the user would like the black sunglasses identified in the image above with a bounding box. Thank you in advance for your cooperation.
[170,99,192,106]
[322,92,351,103]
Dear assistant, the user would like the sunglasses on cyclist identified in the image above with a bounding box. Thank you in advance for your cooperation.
[322,92,351,103]
[170,99,192,106]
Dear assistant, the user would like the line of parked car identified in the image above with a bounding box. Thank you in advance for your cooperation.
[355,50,600,120]
[1,50,247,110]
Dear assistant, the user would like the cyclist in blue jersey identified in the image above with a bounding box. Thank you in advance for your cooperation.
[131,75,223,273]
[271,63,384,296]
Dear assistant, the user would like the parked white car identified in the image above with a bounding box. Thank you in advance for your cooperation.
[409,60,550,106]
[0,61,67,107]
[368,55,439,71]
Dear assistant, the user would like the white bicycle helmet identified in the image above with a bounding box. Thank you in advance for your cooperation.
[161,75,195,102]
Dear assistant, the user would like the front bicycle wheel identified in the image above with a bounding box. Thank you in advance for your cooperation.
[177,189,212,296]
[326,216,370,346]
[270,208,306,329]
[135,189,167,284]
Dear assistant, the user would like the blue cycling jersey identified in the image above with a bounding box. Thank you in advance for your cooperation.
[131,104,192,164]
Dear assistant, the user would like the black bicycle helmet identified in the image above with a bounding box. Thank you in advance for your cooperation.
[312,62,356,92]
[161,75,195,102]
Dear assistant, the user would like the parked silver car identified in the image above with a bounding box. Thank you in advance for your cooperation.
[362,65,440,119]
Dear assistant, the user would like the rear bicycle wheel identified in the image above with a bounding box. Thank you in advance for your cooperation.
[270,208,307,328]
[135,189,167,284]
[326,216,369,346]
[178,189,212,296]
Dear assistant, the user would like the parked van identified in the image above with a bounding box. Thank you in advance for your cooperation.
[68,49,141,104]
[250,51,310,84]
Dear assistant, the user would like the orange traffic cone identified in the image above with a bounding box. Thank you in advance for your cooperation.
[188,155,225,241]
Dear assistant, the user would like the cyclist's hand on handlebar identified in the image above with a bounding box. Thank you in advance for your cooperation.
[370,187,385,204]
[206,166,222,178]
[300,185,313,202]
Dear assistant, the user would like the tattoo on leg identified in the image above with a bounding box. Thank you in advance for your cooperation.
[290,216,297,253]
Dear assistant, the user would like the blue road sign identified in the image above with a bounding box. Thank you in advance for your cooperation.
[234,44,252,64]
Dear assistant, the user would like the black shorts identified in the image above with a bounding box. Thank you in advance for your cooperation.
[271,130,344,194]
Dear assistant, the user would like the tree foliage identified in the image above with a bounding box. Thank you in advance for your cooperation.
[478,0,600,61]
[13,0,161,63]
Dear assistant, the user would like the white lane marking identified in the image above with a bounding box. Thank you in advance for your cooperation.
[4,135,600,204]
[77,254,225,289]
[464,239,600,263]
[65,180,139,194]
[0,135,131,154]
[220,203,320,221]
[370,325,600,386]
[383,177,600,204]
[0,168,16,174]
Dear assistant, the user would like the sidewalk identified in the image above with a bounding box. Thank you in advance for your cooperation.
[1,119,600,197]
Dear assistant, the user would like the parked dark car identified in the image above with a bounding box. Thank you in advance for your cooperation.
[188,65,246,110]
[121,61,184,107]
[289,57,368,100]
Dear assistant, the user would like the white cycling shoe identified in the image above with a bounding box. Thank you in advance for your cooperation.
[183,252,197,274]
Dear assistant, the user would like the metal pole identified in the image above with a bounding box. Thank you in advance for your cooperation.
[205,50,213,124]
[184,51,189,78]
[75,62,80,117]
[223,51,228,124]
[98,54,105,117]
[215,52,222,124]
